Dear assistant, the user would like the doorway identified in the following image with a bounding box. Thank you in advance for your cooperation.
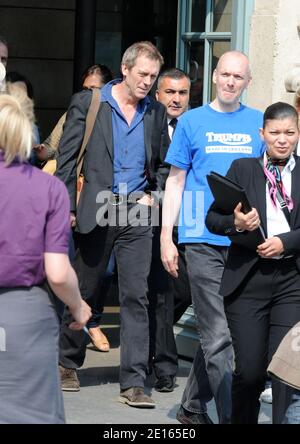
[95,0,178,78]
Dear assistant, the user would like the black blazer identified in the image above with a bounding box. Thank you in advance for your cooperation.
[55,89,170,234]
[206,156,300,297]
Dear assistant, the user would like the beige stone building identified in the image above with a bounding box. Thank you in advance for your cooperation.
[248,0,300,111]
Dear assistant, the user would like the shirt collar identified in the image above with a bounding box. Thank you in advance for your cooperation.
[0,149,27,165]
[263,151,296,173]
[101,78,151,112]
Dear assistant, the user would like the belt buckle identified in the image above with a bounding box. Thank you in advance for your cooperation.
[109,194,124,206]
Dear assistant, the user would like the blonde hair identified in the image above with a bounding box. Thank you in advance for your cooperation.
[0,90,33,164]
[5,81,35,124]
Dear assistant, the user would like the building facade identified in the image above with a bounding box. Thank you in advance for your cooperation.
[1,0,299,137]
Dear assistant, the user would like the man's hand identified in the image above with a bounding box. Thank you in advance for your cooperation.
[161,238,179,278]
[68,300,92,331]
[257,237,284,258]
[234,202,260,232]
[137,194,155,207]
[70,212,76,228]
[33,143,48,162]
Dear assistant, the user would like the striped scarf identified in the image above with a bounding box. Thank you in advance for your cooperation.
[264,154,293,211]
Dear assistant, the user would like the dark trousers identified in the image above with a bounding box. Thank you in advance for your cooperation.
[148,227,191,378]
[59,204,153,390]
[225,258,300,424]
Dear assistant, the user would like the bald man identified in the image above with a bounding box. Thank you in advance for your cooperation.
[161,51,265,424]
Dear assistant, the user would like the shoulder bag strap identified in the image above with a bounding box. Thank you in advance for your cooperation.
[274,187,291,225]
[76,88,101,179]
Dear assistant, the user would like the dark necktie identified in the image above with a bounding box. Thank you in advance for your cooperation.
[169,118,178,131]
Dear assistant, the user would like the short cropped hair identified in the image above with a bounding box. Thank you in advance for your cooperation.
[121,41,164,70]
[157,68,190,89]
[0,91,33,164]
[263,102,299,128]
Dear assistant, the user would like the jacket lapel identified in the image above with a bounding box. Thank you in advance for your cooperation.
[290,156,300,227]
[99,103,113,161]
[254,158,268,235]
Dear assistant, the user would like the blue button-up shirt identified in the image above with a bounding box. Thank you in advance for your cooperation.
[101,79,150,194]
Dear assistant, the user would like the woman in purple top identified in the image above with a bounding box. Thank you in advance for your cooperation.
[0,91,91,424]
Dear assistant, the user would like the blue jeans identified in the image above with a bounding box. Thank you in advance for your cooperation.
[181,243,233,424]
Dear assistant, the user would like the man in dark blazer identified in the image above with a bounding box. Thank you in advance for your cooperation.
[55,41,169,408]
[149,68,194,393]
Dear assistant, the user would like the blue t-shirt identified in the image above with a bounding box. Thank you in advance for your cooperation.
[166,103,265,245]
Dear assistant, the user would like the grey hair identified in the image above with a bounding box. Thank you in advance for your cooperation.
[121,41,164,70]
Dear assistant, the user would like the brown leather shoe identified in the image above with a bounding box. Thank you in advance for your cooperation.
[59,365,80,392]
[88,326,110,352]
[119,387,156,408]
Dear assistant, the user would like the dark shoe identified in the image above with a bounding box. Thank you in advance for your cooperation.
[119,387,156,408]
[176,405,214,424]
[154,375,176,392]
[59,365,80,392]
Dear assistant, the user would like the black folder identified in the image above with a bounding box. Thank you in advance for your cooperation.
[207,171,266,250]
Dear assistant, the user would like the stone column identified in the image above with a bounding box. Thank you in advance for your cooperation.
[73,0,97,92]
[247,0,300,110]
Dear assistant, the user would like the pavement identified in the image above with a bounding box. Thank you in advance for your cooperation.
[63,307,272,425]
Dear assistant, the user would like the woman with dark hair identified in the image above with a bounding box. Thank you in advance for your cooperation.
[35,63,113,164]
[206,102,300,424]
[82,64,113,87]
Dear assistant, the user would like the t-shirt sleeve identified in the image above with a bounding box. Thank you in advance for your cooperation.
[44,178,71,254]
[165,119,192,170]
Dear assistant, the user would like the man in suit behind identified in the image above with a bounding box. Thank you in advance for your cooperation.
[149,68,193,392]
[55,41,169,408]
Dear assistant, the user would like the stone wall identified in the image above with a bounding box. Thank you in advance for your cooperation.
[247,0,300,111]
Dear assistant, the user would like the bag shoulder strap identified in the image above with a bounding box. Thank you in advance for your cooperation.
[274,187,291,225]
[76,88,101,179]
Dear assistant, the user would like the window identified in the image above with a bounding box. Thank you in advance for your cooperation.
[177,0,233,107]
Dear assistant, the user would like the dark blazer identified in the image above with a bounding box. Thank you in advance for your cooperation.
[55,89,170,234]
[206,156,300,297]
